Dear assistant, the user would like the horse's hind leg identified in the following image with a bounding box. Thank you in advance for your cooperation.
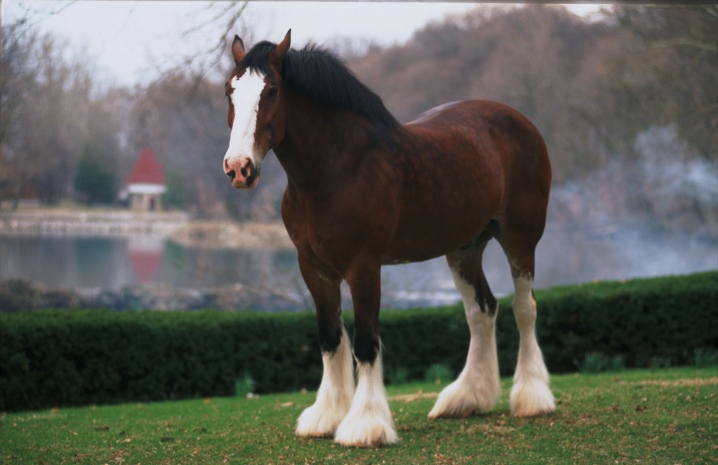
[429,234,501,419]
[295,256,355,438]
[498,230,555,417]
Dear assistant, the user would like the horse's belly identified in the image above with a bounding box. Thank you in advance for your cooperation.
[383,214,490,264]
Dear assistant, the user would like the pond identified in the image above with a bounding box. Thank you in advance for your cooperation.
[1,225,715,311]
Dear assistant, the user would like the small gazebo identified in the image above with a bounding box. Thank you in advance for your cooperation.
[126,148,166,212]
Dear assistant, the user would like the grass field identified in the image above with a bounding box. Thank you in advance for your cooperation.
[2,367,716,464]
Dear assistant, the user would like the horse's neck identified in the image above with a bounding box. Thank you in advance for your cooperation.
[274,96,381,192]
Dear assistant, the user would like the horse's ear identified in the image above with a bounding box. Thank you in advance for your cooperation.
[232,35,246,66]
[271,29,291,69]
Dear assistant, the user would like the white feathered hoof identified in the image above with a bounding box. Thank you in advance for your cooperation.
[509,378,555,417]
[333,359,398,447]
[296,400,349,438]
[296,327,355,438]
[334,409,398,447]
[428,374,500,419]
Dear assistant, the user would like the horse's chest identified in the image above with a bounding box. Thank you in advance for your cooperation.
[283,202,355,273]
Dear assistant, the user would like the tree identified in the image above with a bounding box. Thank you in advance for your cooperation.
[162,170,187,210]
[74,145,116,205]
[1,17,126,207]
[613,5,718,163]
[1,19,39,208]
[348,5,716,184]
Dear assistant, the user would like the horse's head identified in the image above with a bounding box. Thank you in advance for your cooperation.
[223,31,291,189]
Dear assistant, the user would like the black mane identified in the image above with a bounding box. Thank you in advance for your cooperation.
[240,41,398,128]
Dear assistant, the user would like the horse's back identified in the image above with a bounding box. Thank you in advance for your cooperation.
[410,100,545,149]
[405,99,551,197]
[377,100,550,262]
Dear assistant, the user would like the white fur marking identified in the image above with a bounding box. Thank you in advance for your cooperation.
[429,269,500,418]
[296,326,355,438]
[510,276,555,417]
[224,73,266,167]
[334,356,398,447]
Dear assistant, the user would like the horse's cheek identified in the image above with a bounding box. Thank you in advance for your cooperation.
[271,105,287,147]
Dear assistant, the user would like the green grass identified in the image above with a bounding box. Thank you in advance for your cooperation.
[2,367,716,464]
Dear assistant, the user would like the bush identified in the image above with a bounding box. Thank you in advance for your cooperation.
[574,353,625,373]
[0,272,716,412]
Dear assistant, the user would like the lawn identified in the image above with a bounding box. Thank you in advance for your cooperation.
[2,367,715,464]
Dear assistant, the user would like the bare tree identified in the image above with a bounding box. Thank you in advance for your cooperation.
[1,16,126,207]
[1,19,40,207]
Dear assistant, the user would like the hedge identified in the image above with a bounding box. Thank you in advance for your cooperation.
[1,271,716,412]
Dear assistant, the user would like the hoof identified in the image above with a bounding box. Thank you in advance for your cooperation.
[428,374,500,419]
[296,402,348,438]
[510,378,555,417]
[334,412,398,447]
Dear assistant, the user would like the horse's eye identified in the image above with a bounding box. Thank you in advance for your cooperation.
[266,86,279,98]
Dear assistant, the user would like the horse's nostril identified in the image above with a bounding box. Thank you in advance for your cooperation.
[240,167,248,178]
[227,170,236,180]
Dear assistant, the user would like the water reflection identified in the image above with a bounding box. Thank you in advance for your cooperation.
[0,227,716,311]
[126,237,164,283]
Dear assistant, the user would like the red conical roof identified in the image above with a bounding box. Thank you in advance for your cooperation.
[127,148,165,185]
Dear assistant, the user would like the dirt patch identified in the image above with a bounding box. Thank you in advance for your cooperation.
[633,377,718,387]
[389,390,439,403]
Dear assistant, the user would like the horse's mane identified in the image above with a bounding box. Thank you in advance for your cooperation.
[241,41,399,128]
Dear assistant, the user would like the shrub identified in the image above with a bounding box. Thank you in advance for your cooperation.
[0,272,715,412]
[574,353,625,373]
[692,347,718,367]
[424,364,454,384]
[235,372,256,398]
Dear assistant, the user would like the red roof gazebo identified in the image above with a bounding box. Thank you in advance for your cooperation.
[126,148,166,211]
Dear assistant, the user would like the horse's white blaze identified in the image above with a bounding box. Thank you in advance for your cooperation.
[224,73,266,168]
[429,268,500,418]
[510,275,555,417]
[296,326,355,438]
[334,356,398,447]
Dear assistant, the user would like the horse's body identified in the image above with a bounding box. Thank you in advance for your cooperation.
[223,32,555,447]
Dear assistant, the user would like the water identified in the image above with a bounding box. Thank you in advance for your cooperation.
[0,235,457,310]
[1,225,715,311]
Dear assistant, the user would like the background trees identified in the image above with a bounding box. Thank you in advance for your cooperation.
[1,19,124,207]
[1,5,715,236]
[73,145,116,205]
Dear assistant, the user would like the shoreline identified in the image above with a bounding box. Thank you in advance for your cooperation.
[0,208,293,250]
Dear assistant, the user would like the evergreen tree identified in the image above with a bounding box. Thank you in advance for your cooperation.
[74,145,116,205]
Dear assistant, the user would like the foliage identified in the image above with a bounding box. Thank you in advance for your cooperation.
[423,363,454,384]
[3,6,715,221]
[351,5,717,182]
[1,367,716,464]
[161,169,188,210]
[0,272,716,412]
[1,20,125,207]
[234,371,256,398]
[692,347,718,367]
[74,145,117,205]
[574,353,625,374]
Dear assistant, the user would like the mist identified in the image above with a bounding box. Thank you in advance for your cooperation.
[530,125,718,292]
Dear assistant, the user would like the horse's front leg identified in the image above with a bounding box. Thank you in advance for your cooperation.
[295,256,355,438]
[335,262,398,447]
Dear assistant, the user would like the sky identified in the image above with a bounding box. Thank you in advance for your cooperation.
[3,1,604,87]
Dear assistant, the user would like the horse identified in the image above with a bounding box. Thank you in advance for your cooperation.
[222,31,555,447]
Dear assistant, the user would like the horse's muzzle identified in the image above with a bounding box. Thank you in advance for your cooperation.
[224,157,260,189]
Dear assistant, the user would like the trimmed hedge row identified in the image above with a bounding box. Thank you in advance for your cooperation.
[1,272,716,412]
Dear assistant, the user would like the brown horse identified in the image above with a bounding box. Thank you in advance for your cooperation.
[222,31,555,447]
